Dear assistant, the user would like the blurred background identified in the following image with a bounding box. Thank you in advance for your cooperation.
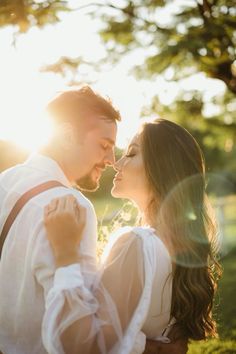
[0,1,235,352]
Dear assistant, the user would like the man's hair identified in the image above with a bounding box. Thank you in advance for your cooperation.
[47,86,121,125]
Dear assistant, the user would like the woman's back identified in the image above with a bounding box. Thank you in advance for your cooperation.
[101,226,173,353]
[139,228,172,339]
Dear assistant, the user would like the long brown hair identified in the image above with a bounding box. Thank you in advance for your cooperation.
[141,119,221,340]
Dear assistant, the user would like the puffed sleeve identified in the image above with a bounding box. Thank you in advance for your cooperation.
[42,232,146,354]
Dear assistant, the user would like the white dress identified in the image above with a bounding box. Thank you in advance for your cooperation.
[42,227,174,354]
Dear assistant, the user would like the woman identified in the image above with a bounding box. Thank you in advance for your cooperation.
[42,119,221,354]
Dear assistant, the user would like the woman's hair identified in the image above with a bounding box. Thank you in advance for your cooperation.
[141,119,222,340]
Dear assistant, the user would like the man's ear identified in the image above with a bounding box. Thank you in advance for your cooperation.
[58,122,76,150]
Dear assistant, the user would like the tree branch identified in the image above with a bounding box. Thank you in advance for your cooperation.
[71,2,123,13]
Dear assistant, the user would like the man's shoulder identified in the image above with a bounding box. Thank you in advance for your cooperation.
[59,188,95,211]
[0,163,23,182]
[30,186,95,214]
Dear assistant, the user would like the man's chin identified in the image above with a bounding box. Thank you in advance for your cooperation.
[76,176,100,192]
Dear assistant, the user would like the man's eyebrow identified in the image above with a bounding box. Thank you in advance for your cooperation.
[102,137,115,145]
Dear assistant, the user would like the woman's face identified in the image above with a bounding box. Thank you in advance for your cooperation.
[111,133,152,209]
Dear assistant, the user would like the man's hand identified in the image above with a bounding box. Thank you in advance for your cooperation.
[44,195,86,267]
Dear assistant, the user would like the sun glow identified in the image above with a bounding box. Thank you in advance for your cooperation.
[0,32,144,151]
[1,112,54,152]
[0,31,61,152]
[0,4,225,152]
[0,82,54,152]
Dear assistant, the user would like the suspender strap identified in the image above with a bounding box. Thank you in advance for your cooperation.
[0,180,67,259]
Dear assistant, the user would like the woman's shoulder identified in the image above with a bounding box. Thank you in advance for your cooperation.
[106,226,168,257]
[130,226,167,249]
[102,226,171,274]
[108,226,165,247]
[110,225,153,238]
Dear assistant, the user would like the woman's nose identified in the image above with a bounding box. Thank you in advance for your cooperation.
[114,157,124,171]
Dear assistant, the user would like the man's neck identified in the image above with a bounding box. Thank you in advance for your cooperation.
[39,146,70,182]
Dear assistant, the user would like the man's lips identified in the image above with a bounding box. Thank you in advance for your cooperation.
[94,166,105,173]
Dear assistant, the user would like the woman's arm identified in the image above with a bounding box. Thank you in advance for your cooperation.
[42,233,144,354]
[43,196,145,354]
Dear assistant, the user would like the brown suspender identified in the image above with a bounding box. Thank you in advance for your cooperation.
[0,180,66,259]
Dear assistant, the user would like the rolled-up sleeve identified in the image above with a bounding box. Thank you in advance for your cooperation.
[31,196,98,302]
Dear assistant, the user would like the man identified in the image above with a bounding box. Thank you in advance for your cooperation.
[0,86,119,354]
[0,86,187,354]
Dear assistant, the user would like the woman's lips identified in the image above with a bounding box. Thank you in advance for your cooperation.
[114,174,122,182]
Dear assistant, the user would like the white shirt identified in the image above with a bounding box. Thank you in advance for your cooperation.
[0,153,98,354]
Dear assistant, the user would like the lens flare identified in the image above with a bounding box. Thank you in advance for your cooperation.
[157,173,235,268]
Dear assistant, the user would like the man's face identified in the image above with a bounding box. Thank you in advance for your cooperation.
[71,117,117,191]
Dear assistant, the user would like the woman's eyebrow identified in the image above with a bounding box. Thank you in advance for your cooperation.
[127,143,139,149]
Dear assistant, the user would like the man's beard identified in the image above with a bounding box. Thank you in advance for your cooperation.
[76,165,105,192]
[76,174,100,192]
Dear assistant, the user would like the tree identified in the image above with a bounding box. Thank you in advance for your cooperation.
[1,0,235,189]
[96,0,236,189]
[2,1,235,93]
[0,0,70,33]
[141,90,236,193]
[1,1,235,93]
[98,0,236,94]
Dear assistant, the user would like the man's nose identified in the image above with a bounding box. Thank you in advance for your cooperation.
[104,149,115,166]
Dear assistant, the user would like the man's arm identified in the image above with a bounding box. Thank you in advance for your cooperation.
[31,196,98,300]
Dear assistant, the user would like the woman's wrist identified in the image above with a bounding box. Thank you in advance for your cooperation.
[54,249,80,268]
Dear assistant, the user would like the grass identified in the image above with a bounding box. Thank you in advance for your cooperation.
[188,246,236,353]
[188,339,236,354]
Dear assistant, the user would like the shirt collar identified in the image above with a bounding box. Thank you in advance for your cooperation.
[24,152,71,188]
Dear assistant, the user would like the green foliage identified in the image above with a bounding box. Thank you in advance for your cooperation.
[188,338,236,354]
[141,91,236,192]
[0,0,70,32]
[1,1,235,93]
[1,1,235,192]
[217,247,236,339]
[188,246,236,352]
[98,0,236,93]
[96,0,236,187]
[100,19,134,46]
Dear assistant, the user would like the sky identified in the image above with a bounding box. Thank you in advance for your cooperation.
[0,0,226,151]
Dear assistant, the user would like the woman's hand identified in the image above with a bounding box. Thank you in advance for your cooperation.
[44,194,86,268]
